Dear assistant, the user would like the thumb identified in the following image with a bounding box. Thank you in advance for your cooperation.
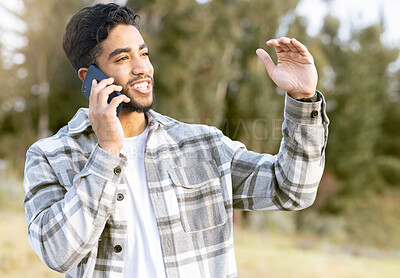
[256,49,275,76]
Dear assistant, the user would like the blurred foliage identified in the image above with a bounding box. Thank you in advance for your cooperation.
[0,0,399,247]
[341,189,400,249]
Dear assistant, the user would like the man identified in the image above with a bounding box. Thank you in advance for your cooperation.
[23,3,329,278]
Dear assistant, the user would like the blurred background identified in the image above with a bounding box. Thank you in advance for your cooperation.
[0,0,399,277]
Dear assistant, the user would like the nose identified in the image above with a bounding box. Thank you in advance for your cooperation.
[132,57,153,76]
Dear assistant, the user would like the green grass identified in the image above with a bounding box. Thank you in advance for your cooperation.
[1,212,399,277]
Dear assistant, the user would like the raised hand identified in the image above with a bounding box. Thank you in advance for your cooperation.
[256,37,317,99]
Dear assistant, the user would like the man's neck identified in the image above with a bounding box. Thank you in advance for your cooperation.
[118,110,148,138]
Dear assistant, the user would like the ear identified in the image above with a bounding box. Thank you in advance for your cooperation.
[78,67,88,82]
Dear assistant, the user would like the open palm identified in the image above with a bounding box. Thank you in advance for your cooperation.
[256,37,317,99]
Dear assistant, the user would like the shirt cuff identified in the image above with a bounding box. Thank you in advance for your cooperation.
[284,90,325,125]
[295,91,320,102]
[85,144,128,183]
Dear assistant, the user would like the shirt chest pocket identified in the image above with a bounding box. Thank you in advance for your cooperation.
[168,160,228,233]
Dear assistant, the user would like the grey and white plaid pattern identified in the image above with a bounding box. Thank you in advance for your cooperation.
[23,92,329,277]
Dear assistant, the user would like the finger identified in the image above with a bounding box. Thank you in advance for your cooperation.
[279,37,291,43]
[97,77,116,88]
[279,37,299,53]
[287,43,299,53]
[279,43,290,52]
[291,38,309,56]
[266,39,284,53]
[98,84,123,106]
[107,94,130,112]
[256,49,275,77]
[90,77,115,104]
[266,38,279,46]
[89,79,98,108]
[278,37,291,52]
[94,77,116,102]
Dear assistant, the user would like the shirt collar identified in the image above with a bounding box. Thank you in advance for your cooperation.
[67,108,176,136]
[147,110,176,129]
[67,108,91,135]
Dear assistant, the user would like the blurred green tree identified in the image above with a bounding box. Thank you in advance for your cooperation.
[376,68,400,186]
[318,15,399,210]
[18,0,86,138]
[0,0,86,172]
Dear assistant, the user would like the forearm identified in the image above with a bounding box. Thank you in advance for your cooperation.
[231,91,329,210]
[273,91,329,209]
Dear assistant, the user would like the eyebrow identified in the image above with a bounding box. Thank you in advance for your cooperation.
[108,43,148,61]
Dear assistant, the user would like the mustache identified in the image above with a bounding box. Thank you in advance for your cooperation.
[126,74,154,86]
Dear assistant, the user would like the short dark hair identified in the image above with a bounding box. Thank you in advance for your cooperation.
[62,3,140,73]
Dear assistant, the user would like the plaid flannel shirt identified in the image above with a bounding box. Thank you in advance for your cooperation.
[23,92,329,278]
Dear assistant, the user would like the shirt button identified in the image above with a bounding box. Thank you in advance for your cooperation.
[114,245,122,253]
[311,110,319,118]
[113,166,121,175]
[117,193,124,201]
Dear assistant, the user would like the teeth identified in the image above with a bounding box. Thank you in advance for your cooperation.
[133,82,149,89]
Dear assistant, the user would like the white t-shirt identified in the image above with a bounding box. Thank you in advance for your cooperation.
[120,127,167,278]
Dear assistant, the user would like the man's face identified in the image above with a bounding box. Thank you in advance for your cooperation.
[96,24,154,113]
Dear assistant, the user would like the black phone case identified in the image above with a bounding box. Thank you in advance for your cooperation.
[81,65,123,117]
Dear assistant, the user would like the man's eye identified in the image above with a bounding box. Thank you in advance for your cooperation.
[116,56,129,62]
[142,52,149,57]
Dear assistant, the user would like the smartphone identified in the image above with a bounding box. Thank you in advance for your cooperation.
[81,65,123,117]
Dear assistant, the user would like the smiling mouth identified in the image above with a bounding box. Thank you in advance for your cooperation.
[132,80,152,94]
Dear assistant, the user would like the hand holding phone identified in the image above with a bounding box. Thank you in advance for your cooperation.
[82,65,129,156]
[82,65,124,117]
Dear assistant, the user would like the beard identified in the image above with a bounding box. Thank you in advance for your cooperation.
[120,74,155,113]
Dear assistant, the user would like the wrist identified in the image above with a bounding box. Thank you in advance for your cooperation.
[288,91,316,99]
[98,143,122,157]
[295,91,319,102]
